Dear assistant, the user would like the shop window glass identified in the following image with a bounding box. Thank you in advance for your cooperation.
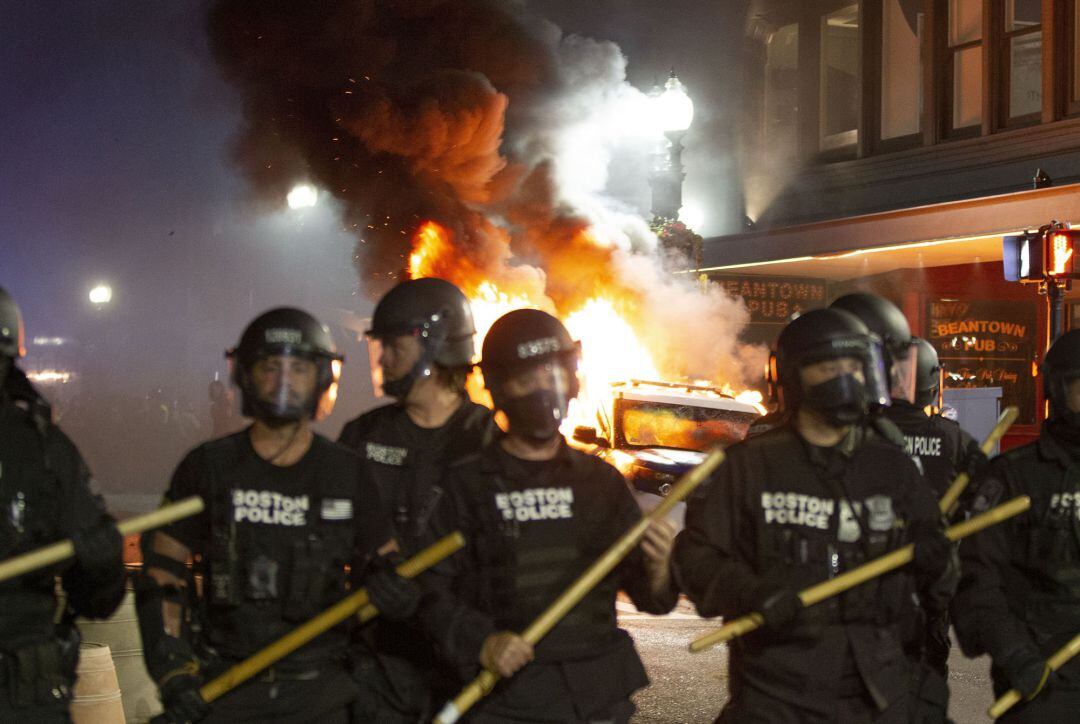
[1075,3,1080,102]
[1006,0,1041,31]
[765,23,799,158]
[1009,31,1042,118]
[949,0,982,45]
[881,0,921,139]
[953,46,983,129]
[820,3,860,151]
[1003,0,1041,121]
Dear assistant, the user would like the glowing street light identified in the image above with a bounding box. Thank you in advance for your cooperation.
[649,71,695,221]
[287,183,318,209]
[655,72,695,134]
[88,284,113,306]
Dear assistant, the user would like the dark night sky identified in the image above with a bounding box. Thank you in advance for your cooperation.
[1,1,744,451]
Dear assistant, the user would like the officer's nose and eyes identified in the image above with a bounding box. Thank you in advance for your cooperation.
[376,334,423,383]
[252,355,318,407]
[501,361,570,399]
[798,356,865,389]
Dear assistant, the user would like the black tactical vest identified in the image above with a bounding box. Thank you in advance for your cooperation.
[0,400,66,643]
[196,433,362,665]
[885,401,977,500]
[461,446,627,661]
[339,401,492,553]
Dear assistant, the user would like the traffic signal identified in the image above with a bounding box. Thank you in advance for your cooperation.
[1003,227,1080,282]
[1046,229,1079,278]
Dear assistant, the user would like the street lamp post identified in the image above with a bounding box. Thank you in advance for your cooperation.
[649,71,694,221]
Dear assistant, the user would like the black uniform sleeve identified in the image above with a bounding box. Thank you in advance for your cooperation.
[337,418,361,450]
[350,467,396,581]
[953,426,990,516]
[608,466,677,615]
[415,469,497,677]
[159,450,211,554]
[951,459,1039,663]
[52,429,127,619]
[901,454,959,614]
[671,453,768,618]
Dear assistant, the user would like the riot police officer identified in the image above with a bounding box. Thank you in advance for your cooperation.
[337,277,494,722]
[952,329,1080,721]
[673,308,954,722]
[0,286,126,721]
[136,307,417,723]
[422,309,677,723]
[831,295,983,721]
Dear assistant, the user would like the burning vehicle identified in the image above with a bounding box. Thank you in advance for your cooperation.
[572,380,761,498]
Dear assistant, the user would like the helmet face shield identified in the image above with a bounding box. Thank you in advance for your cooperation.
[227,306,343,422]
[492,358,579,442]
[365,330,431,400]
[888,341,918,404]
[794,333,889,421]
[247,353,321,422]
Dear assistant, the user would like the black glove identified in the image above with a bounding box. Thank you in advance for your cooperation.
[1000,648,1054,700]
[911,522,951,580]
[752,585,802,632]
[365,568,421,622]
[71,518,123,576]
[146,637,208,723]
[157,667,209,723]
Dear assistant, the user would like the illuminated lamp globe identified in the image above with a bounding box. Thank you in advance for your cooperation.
[287,183,318,209]
[89,284,113,305]
[655,72,694,133]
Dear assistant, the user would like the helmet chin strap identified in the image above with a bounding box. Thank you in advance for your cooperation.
[384,350,434,400]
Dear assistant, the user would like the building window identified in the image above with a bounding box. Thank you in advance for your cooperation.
[948,0,983,133]
[881,0,922,139]
[820,3,862,151]
[1069,0,1080,115]
[765,22,800,161]
[1003,0,1042,123]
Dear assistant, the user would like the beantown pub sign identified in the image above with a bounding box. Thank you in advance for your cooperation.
[926,299,1037,424]
[709,274,828,346]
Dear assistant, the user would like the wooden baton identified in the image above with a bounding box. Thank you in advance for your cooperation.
[199,531,465,703]
[988,630,1080,718]
[0,495,205,584]
[433,446,727,724]
[938,406,1019,515]
[689,495,1032,653]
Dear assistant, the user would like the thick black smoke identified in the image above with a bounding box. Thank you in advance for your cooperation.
[207,0,566,294]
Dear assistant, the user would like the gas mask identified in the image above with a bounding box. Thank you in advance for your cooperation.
[501,388,570,442]
[1049,371,1080,432]
[494,361,576,443]
[802,373,870,428]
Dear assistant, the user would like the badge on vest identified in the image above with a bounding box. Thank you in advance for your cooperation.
[366,442,408,466]
[321,498,353,521]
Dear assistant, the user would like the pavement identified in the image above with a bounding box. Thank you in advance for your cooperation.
[617,597,996,723]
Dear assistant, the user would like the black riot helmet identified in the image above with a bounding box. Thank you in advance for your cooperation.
[1042,329,1080,426]
[367,277,476,398]
[769,307,890,426]
[913,337,942,408]
[830,293,913,372]
[227,307,343,422]
[480,309,581,442]
[0,287,25,360]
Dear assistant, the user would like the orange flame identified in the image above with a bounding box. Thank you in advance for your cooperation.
[404,220,764,432]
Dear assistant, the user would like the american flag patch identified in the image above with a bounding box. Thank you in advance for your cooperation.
[320,498,353,521]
